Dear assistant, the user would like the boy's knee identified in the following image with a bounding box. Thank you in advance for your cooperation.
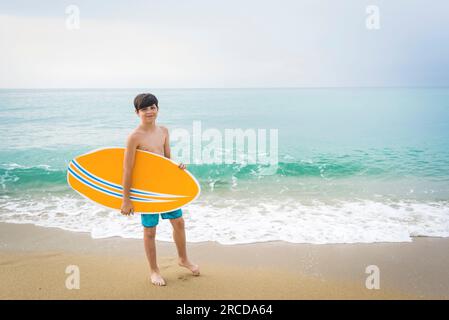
[143,226,156,239]
[171,217,185,229]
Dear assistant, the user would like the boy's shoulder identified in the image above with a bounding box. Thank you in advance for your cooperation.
[127,128,141,139]
[158,125,169,134]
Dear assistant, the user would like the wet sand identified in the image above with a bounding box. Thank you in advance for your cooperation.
[1,222,448,299]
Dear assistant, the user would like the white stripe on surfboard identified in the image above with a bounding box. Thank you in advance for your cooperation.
[70,159,188,199]
[67,166,176,203]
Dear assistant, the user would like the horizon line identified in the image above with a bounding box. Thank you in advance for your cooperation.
[1,85,449,90]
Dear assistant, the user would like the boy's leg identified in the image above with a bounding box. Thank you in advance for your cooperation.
[142,214,166,286]
[162,209,200,276]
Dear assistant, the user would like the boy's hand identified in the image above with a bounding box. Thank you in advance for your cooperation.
[178,163,187,170]
[120,199,134,216]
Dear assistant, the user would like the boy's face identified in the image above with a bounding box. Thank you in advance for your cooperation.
[136,104,158,122]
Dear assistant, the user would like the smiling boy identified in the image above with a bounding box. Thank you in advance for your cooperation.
[120,93,200,286]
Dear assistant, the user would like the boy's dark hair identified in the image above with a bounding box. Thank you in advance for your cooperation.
[134,93,159,111]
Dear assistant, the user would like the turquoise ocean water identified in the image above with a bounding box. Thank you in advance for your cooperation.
[1,88,449,244]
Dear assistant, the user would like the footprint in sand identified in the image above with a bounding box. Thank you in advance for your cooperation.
[177,275,189,281]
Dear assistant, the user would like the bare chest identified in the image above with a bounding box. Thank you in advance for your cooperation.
[136,134,165,156]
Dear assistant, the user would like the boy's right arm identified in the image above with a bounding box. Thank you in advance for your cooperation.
[121,134,138,215]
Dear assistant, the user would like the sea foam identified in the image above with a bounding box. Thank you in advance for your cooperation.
[1,194,448,245]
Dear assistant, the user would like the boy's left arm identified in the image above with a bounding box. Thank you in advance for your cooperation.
[163,126,186,170]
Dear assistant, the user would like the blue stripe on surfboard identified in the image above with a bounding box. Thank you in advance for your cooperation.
[67,166,173,203]
[70,159,186,199]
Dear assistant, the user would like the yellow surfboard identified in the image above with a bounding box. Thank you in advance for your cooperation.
[67,147,200,213]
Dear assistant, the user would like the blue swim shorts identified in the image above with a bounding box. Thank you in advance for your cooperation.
[141,208,183,228]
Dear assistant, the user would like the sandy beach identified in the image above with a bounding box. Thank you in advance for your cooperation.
[0,222,448,299]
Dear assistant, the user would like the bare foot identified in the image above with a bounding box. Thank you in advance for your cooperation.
[150,270,166,286]
[178,259,200,276]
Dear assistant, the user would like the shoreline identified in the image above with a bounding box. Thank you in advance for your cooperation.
[1,222,448,299]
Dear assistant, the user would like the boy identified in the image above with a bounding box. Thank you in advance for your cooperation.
[120,93,200,286]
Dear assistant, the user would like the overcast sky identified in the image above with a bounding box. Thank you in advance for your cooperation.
[1,0,448,88]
